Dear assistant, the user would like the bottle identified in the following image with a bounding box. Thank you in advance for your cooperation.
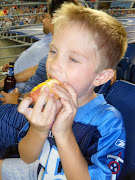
[4,62,16,93]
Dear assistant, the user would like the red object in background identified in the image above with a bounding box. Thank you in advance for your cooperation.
[3,9,7,15]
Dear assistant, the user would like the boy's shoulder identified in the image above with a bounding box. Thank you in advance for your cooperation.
[75,94,124,133]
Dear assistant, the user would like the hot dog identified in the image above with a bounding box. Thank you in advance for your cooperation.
[30,79,62,103]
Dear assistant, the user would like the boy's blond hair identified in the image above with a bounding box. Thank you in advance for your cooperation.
[52,3,127,72]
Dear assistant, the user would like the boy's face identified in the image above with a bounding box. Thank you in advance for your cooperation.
[46,24,98,102]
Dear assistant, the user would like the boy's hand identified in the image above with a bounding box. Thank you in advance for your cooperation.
[0,88,20,104]
[18,88,57,138]
[52,83,78,139]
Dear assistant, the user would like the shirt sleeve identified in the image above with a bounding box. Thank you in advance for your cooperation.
[20,56,48,94]
[18,122,30,142]
[88,110,126,180]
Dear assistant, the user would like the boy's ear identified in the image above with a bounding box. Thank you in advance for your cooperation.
[93,69,115,87]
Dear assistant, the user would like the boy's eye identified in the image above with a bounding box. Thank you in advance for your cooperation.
[69,58,78,63]
[49,50,56,54]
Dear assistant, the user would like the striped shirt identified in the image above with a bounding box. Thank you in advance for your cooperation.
[0,56,47,156]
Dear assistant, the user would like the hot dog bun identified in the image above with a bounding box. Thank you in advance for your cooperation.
[30,79,62,103]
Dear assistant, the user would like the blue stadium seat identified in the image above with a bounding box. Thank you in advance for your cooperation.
[104,80,135,178]
[130,64,135,84]
[125,44,135,65]
[116,57,132,82]
[96,56,133,95]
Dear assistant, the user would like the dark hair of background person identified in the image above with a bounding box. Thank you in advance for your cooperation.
[48,0,79,17]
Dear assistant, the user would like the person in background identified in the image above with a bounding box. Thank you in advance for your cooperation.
[0,4,54,99]
[0,13,52,92]
[0,2,127,180]
[0,64,9,72]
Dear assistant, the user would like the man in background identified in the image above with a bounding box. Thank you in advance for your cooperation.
[0,12,53,92]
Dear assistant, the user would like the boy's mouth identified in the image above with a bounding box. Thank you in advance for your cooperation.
[48,74,60,82]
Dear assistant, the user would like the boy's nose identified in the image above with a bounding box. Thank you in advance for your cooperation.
[50,55,63,72]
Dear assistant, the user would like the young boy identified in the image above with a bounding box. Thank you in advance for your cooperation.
[1,3,127,180]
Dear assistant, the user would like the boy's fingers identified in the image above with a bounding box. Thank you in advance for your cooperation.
[60,98,73,118]
[63,83,78,107]
[56,100,62,111]
[53,83,78,107]
[53,85,70,102]
[49,102,56,129]
[33,88,49,114]
[42,94,55,119]
[53,83,68,94]
[18,97,33,116]
[42,97,56,128]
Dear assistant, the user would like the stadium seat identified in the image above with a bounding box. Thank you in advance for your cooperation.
[95,56,133,95]
[125,43,135,65]
[116,57,132,82]
[130,64,135,84]
[104,80,135,179]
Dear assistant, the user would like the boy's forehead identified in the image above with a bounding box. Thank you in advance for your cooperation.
[53,23,95,48]
[51,25,97,64]
[54,21,94,39]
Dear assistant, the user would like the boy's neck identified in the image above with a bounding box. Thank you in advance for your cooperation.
[78,91,97,108]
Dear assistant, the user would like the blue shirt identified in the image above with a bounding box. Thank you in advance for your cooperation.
[19,94,126,180]
[14,33,52,91]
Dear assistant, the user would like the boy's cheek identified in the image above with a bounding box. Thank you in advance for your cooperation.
[46,59,50,72]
